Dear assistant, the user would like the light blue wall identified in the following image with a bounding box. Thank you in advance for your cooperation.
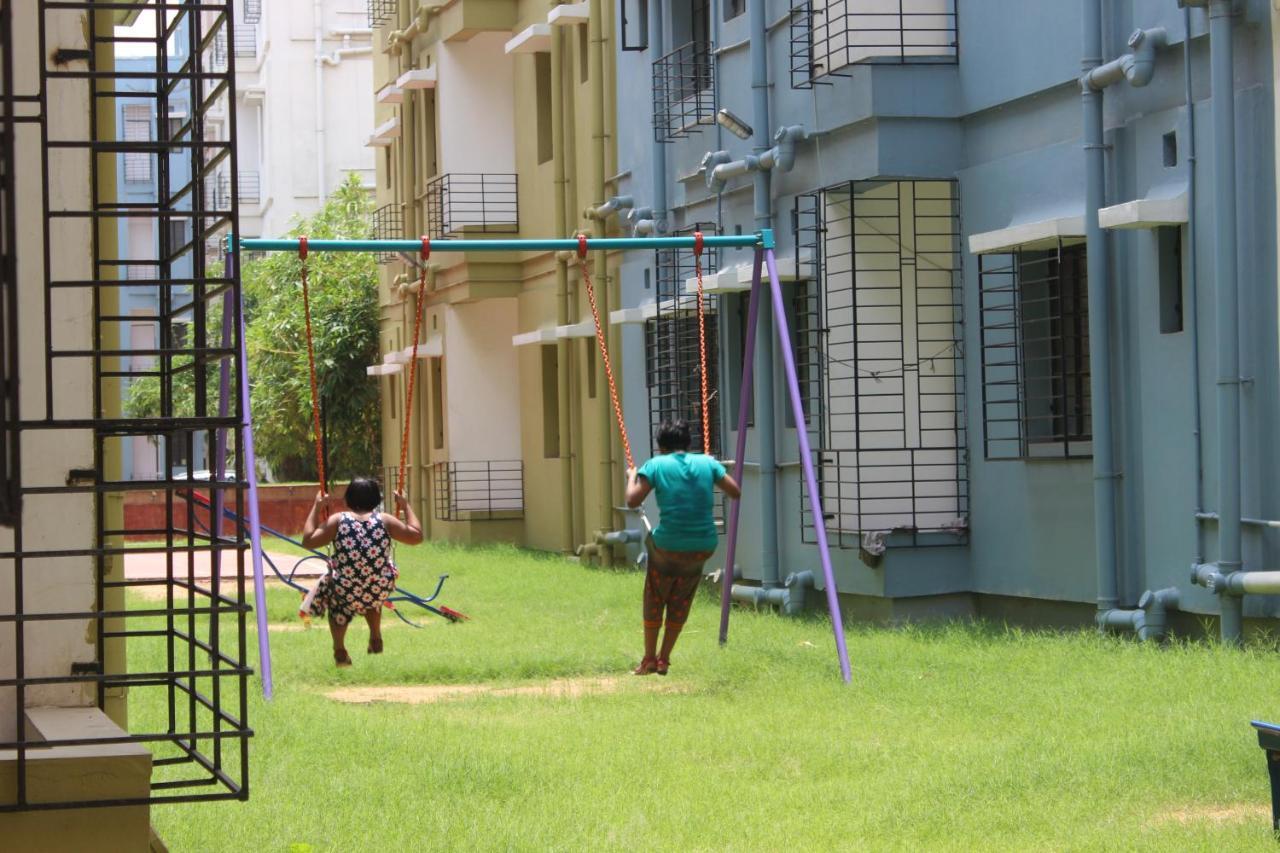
[614,1,1276,619]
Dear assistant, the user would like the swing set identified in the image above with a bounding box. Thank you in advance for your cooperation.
[232,228,852,695]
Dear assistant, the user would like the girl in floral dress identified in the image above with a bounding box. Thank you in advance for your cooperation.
[301,477,424,667]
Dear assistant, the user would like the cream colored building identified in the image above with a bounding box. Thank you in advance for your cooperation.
[235,0,377,239]
[369,1,631,561]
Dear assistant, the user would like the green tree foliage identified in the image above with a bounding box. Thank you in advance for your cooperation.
[126,174,382,481]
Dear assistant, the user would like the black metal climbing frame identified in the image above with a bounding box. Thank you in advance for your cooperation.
[1,0,251,811]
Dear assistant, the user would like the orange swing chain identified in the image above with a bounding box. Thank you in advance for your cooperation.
[396,238,430,503]
[299,237,327,495]
[576,234,635,470]
[693,231,710,455]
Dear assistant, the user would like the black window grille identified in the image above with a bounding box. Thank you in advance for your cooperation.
[652,42,715,142]
[646,223,721,458]
[790,0,959,89]
[979,244,1091,460]
[0,0,17,526]
[368,0,397,29]
[371,202,404,264]
[243,0,262,24]
[620,0,649,51]
[123,104,152,183]
[432,461,524,522]
[424,173,518,241]
[795,180,967,549]
[233,23,256,60]
[2,0,251,813]
[221,170,259,207]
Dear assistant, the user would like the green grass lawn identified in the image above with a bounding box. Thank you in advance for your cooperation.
[132,542,1280,851]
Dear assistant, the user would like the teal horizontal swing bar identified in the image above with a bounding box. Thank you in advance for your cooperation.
[235,230,772,254]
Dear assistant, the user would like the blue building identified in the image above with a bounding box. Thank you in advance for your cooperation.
[613,0,1278,639]
[114,36,206,479]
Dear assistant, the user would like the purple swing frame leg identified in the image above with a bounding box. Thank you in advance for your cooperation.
[219,244,273,699]
[719,249,852,683]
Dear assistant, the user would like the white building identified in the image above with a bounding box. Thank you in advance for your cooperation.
[234,0,376,239]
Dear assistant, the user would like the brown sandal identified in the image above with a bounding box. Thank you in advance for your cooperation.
[633,656,659,675]
[334,649,352,668]
[655,658,669,676]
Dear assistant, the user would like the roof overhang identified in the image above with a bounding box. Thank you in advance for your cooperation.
[1098,184,1188,230]
[505,23,552,54]
[968,213,1085,255]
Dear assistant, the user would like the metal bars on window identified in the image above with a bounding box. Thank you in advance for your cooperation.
[371,202,404,264]
[651,41,715,142]
[368,0,398,30]
[0,0,251,812]
[243,0,262,25]
[795,180,967,550]
[0,0,16,526]
[978,244,1091,460]
[432,461,524,522]
[646,222,721,458]
[790,0,959,89]
[123,104,152,183]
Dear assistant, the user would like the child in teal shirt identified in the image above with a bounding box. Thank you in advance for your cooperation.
[626,419,740,675]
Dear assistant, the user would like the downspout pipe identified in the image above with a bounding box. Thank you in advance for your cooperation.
[552,25,574,553]
[648,0,667,235]
[1082,17,1168,631]
[1183,0,1244,644]
[750,0,780,589]
[1185,3,1205,568]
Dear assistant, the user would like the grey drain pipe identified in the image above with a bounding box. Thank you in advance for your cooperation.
[1082,17,1174,638]
[730,571,814,617]
[1183,0,1244,644]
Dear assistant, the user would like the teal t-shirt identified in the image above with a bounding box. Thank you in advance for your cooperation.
[638,452,726,552]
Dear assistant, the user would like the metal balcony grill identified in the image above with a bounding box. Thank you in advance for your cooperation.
[243,0,261,24]
[233,23,256,60]
[432,461,524,522]
[1,0,251,812]
[795,180,968,550]
[424,173,518,241]
[371,202,404,264]
[979,244,1091,461]
[652,40,715,142]
[790,0,959,89]
[368,0,397,29]
[221,171,259,207]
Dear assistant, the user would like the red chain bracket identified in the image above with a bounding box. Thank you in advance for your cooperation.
[396,238,431,506]
[299,237,326,495]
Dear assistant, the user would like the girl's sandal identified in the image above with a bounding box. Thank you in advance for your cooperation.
[633,656,659,676]
[334,650,353,668]
[655,658,670,676]
[367,639,384,655]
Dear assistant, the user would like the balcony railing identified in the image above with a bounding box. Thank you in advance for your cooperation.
[432,461,524,522]
[233,23,257,60]
[371,202,404,264]
[211,171,261,209]
[790,0,959,89]
[244,0,262,24]
[424,173,518,240]
[368,0,397,28]
[652,40,715,142]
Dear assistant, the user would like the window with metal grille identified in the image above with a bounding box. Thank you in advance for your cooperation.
[652,1,714,142]
[123,104,152,183]
[621,0,649,51]
[368,0,397,29]
[243,0,262,24]
[979,244,1091,460]
[646,222,721,457]
[796,179,967,549]
[371,202,404,264]
[789,0,959,89]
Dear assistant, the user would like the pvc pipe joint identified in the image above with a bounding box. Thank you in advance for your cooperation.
[587,196,635,221]
[702,126,809,194]
[1082,28,1168,91]
[729,570,814,616]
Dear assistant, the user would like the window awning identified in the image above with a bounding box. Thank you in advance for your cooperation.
[511,327,558,347]
[548,2,589,26]
[968,212,1085,255]
[1098,183,1188,230]
[367,334,443,374]
[505,24,552,54]
[682,252,811,295]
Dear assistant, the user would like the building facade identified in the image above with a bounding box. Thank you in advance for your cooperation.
[369,0,629,558]
[234,0,377,240]
[367,1,1280,635]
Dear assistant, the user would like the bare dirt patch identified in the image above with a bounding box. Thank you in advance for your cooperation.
[1148,803,1269,828]
[325,676,687,705]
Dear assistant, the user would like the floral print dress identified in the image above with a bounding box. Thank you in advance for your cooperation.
[305,512,399,625]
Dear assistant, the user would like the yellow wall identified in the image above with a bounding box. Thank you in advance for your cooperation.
[371,1,622,559]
